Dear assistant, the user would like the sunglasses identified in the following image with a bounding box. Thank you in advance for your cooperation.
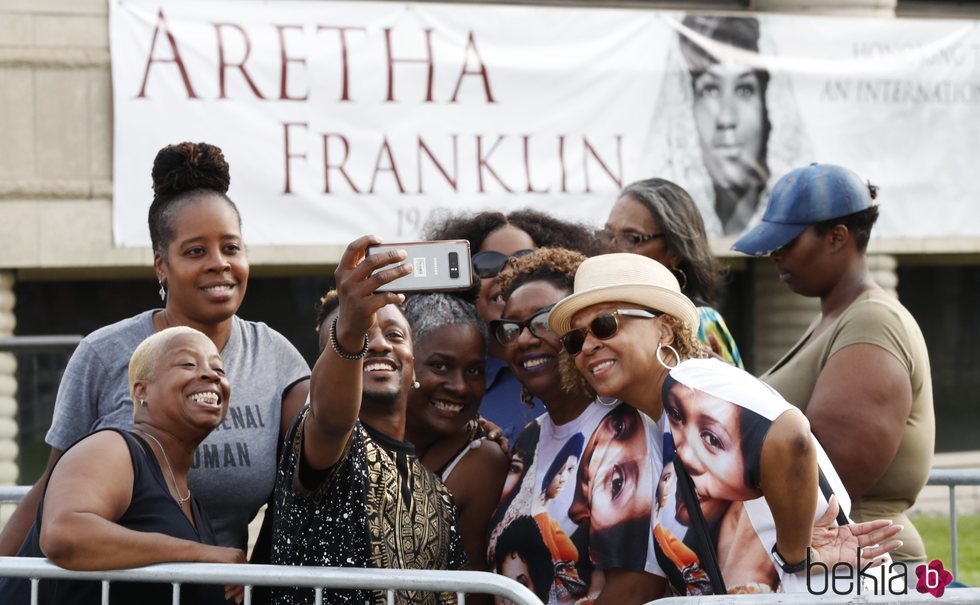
[560,309,660,356]
[472,249,534,279]
[489,305,555,346]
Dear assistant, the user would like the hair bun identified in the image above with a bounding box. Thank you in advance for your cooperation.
[151,142,230,199]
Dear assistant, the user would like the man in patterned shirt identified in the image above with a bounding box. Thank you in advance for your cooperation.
[270,237,466,605]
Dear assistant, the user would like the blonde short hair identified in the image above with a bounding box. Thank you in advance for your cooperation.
[128,326,206,406]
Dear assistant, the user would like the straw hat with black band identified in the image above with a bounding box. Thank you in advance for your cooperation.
[548,253,700,337]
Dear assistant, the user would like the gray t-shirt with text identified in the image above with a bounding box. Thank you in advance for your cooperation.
[46,309,310,549]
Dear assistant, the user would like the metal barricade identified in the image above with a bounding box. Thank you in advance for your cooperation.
[927,468,979,580]
[0,336,83,354]
[1,469,976,602]
[0,557,542,605]
[656,590,980,604]
[0,486,29,503]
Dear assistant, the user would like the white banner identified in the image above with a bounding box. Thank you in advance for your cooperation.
[110,0,980,246]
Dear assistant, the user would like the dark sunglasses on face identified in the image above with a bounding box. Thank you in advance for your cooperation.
[560,309,661,356]
[490,305,555,346]
[472,249,534,279]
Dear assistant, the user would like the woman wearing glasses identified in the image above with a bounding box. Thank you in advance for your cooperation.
[548,254,903,595]
[603,178,743,367]
[426,210,599,440]
[487,248,665,604]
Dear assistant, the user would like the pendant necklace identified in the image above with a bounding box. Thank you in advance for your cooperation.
[135,429,191,507]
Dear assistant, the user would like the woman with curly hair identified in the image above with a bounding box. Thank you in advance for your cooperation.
[486,248,665,604]
[548,253,902,596]
[0,142,311,555]
[425,210,601,440]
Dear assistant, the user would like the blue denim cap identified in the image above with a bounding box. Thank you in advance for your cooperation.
[731,163,875,256]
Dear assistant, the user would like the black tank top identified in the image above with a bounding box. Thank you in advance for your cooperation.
[0,429,233,605]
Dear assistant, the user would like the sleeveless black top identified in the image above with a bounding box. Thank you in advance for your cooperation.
[0,429,233,605]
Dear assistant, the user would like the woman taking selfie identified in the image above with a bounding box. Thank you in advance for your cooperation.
[487,248,664,604]
[547,253,903,595]
[0,327,245,604]
[0,142,310,554]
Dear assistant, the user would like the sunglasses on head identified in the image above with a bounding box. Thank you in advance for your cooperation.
[560,309,661,356]
[489,304,555,346]
[472,249,534,279]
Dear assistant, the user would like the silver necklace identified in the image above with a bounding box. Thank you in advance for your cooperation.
[135,429,191,507]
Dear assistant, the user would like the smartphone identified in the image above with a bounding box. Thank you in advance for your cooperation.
[367,240,473,293]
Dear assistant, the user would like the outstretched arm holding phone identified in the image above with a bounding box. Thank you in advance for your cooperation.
[302,236,412,471]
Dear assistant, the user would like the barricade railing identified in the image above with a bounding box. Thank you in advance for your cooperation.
[926,468,978,579]
[1,558,977,605]
[0,557,542,605]
[2,470,976,600]
[656,590,980,603]
[0,335,83,354]
[0,486,29,503]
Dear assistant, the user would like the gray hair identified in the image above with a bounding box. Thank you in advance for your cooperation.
[620,178,722,306]
[402,294,488,350]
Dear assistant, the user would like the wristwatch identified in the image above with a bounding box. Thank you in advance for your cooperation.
[770,544,808,574]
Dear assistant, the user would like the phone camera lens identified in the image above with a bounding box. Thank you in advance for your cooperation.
[449,252,459,278]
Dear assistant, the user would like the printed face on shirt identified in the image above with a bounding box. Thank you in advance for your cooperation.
[570,405,654,543]
[544,454,577,502]
[500,551,535,594]
[499,424,540,507]
[663,381,761,504]
[656,465,675,513]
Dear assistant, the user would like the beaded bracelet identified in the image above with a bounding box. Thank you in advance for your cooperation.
[329,316,370,360]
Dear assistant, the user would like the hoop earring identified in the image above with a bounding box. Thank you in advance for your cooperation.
[672,268,687,292]
[656,342,680,370]
[520,385,535,409]
[158,281,166,302]
[596,396,618,407]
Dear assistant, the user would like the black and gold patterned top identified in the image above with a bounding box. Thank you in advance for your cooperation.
[271,407,466,605]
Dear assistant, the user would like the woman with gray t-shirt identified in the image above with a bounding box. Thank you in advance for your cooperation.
[0,142,310,554]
